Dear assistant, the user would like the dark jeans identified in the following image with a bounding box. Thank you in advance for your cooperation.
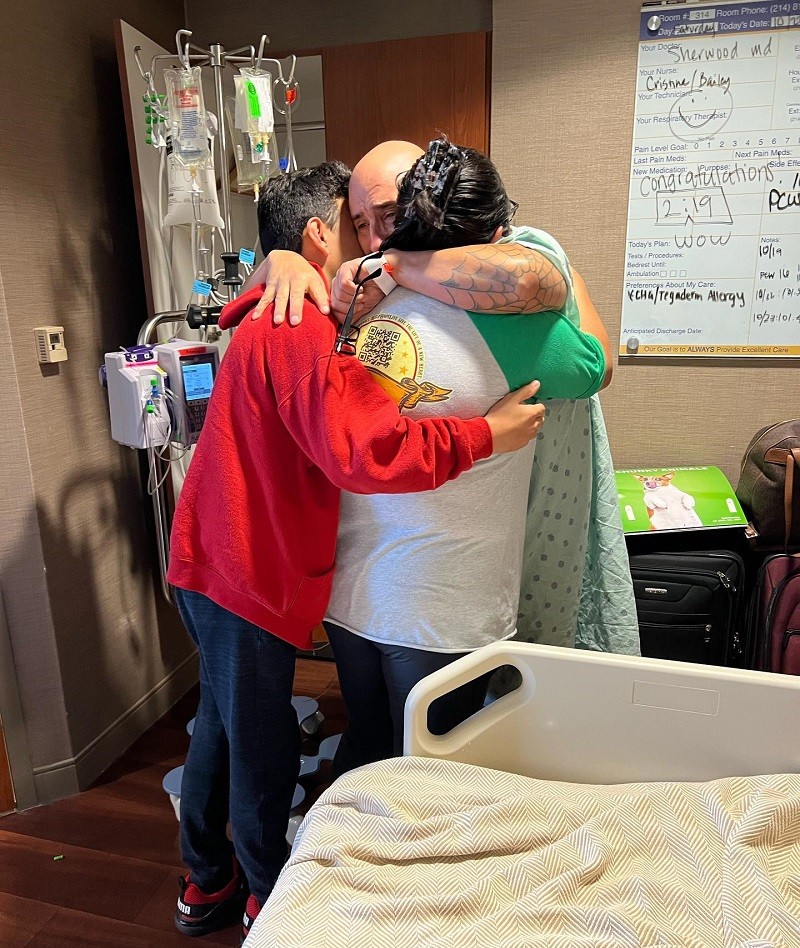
[175,588,300,906]
[324,622,489,780]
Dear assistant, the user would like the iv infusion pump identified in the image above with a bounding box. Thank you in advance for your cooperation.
[103,339,220,450]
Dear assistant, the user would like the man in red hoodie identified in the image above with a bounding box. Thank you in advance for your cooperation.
[166,161,545,940]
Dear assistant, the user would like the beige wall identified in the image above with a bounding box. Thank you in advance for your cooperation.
[186,0,491,51]
[0,0,196,806]
[0,271,72,803]
[491,0,799,482]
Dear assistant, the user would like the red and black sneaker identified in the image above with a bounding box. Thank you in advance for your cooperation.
[240,894,261,945]
[174,859,247,937]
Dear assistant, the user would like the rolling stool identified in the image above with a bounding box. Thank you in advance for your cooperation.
[162,698,341,845]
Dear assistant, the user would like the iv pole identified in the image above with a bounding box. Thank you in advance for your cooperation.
[133,31,299,605]
[134,31,300,308]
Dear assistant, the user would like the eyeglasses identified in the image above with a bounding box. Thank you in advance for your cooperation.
[334,251,384,356]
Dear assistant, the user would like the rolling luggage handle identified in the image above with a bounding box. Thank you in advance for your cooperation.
[764,446,800,550]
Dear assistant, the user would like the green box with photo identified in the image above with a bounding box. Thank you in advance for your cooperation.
[615,466,748,535]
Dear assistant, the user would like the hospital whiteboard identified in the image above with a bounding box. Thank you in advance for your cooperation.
[620,1,800,358]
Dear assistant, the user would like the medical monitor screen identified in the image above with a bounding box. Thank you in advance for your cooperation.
[181,360,214,401]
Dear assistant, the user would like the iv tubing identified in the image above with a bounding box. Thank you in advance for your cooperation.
[191,219,200,289]
[158,148,178,310]
[210,44,235,287]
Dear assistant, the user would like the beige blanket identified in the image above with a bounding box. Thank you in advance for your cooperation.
[247,757,800,948]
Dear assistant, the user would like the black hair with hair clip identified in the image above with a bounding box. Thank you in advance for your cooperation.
[383,138,515,252]
[406,140,464,222]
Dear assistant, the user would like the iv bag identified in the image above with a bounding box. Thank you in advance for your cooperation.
[225,97,280,194]
[164,66,212,171]
[234,72,275,167]
[163,152,224,229]
[234,72,274,136]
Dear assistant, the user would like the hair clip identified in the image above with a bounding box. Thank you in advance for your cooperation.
[431,144,462,196]
[405,141,464,218]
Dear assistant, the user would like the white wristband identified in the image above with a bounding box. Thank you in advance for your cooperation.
[359,254,397,296]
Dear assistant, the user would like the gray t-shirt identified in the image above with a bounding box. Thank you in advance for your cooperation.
[326,289,536,652]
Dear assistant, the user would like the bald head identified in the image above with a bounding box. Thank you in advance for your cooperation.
[350,141,424,252]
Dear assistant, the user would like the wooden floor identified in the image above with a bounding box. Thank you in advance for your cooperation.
[0,659,343,947]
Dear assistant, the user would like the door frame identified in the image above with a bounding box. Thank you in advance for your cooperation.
[0,588,37,811]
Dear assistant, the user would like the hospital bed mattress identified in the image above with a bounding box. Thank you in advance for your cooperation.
[246,755,800,948]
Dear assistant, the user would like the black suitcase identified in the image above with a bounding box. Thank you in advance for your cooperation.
[629,551,745,667]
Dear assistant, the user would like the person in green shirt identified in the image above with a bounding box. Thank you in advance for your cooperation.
[379,139,610,401]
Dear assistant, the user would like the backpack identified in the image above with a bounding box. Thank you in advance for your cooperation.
[736,420,800,549]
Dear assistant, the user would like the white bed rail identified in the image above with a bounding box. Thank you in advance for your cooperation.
[405,642,800,784]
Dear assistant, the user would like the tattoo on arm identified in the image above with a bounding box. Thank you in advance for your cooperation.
[440,245,567,314]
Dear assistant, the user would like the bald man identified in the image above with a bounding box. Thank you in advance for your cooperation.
[248,141,570,330]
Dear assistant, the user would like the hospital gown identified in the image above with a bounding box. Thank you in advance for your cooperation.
[506,227,640,656]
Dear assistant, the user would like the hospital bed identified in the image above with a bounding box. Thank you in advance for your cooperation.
[246,644,800,947]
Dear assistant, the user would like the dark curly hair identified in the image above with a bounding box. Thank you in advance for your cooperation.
[381,139,516,253]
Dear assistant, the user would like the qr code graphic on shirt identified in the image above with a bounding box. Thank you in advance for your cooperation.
[358,325,400,369]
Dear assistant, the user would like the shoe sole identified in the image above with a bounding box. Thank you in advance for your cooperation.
[174,894,246,938]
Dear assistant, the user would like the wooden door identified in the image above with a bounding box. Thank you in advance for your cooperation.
[281,32,492,168]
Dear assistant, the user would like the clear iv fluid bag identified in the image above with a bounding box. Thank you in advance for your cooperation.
[164,149,224,229]
[225,97,280,193]
[165,67,212,170]
[234,72,275,166]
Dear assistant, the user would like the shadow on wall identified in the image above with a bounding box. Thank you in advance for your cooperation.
[34,460,191,753]
[47,33,152,416]
[0,503,70,776]
[32,34,193,739]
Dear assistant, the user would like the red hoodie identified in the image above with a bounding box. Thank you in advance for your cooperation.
[167,278,492,649]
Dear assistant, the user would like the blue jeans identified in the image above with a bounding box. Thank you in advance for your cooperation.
[324,622,489,780]
[175,588,300,906]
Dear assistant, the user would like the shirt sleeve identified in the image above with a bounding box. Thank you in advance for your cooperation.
[524,317,607,399]
[465,309,606,401]
[272,336,493,495]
